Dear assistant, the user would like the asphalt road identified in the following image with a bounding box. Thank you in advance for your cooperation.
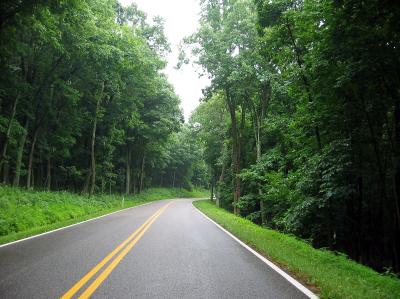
[0,199,311,299]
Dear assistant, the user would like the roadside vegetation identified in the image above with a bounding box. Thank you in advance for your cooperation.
[0,1,210,245]
[185,0,400,275]
[1,0,399,288]
[194,200,400,299]
[0,1,208,196]
[0,186,208,245]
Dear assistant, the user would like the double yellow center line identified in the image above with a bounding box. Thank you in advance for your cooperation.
[61,202,173,299]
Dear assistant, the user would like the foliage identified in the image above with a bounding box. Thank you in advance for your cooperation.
[0,0,205,195]
[1,0,400,280]
[186,0,400,274]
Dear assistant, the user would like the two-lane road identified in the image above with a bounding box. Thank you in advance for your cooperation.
[0,199,312,298]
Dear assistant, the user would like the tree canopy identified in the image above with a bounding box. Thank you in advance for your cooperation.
[183,0,400,273]
[1,0,399,275]
[0,0,205,196]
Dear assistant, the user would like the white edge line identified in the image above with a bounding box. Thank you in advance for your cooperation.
[0,199,169,249]
[192,201,319,299]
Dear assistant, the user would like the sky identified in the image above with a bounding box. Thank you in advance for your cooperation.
[119,0,210,121]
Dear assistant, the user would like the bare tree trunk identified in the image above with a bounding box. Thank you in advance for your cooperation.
[210,176,214,202]
[82,171,91,194]
[45,156,51,190]
[381,78,400,240]
[217,161,225,207]
[393,100,400,230]
[2,162,9,184]
[13,118,29,187]
[172,171,176,188]
[139,154,145,192]
[255,121,266,224]
[132,165,137,194]
[392,99,400,271]
[0,92,19,174]
[31,164,35,189]
[255,83,269,225]
[226,88,241,215]
[89,81,105,197]
[125,146,131,195]
[89,115,98,196]
[39,152,44,188]
[26,128,38,189]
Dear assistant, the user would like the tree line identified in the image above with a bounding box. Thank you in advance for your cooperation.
[0,0,208,195]
[185,0,400,273]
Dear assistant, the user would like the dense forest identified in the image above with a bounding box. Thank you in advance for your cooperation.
[1,0,400,277]
[183,0,400,274]
[0,0,208,195]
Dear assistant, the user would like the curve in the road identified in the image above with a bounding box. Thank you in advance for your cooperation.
[0,199,316,299]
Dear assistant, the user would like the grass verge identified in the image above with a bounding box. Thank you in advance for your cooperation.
[193,200,400,299]
[0,186,209,245]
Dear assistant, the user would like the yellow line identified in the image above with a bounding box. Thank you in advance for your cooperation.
[78,202,173,299]
[60,203,171,299]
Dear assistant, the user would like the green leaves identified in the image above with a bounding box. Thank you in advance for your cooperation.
[0,0,185,194]
[187,0,400,273]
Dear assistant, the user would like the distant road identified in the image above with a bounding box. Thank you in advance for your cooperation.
[0,199,310,298]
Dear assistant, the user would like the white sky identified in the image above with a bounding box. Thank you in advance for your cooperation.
[119,0,209,121]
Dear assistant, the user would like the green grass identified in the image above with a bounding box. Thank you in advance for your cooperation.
[0,186,209,245]
[193,200,400,299]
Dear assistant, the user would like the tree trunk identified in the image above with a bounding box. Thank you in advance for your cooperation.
[255,121,266,225]
[0,92,19,173]
[172,171,176,188]
[83,171,91,194]
[2,162,9,184]
[393,100,400,230]
[381,78,400,243]
[125,145,131,194]
[89,81,105,197]
[217,161,225,208]
[45,156,51,191]
[139,154,145,193]
[392,99,400,271]
[13,118,29,187]
[257,84,269,224]
[39,152,44,188]
[132,165,137,194]
[226,88,240,215]
[216,141,227,208]
[26,128,38,189]
[210,176,214,202]
[31,164,35,189]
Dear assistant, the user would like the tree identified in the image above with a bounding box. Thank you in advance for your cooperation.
[184,0,259,215]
